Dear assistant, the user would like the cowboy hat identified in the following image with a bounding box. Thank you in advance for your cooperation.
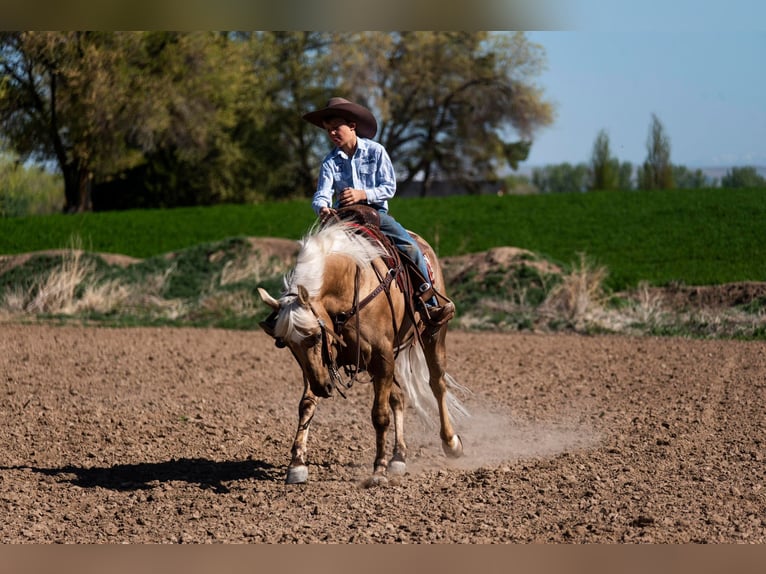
[302,97,378,139]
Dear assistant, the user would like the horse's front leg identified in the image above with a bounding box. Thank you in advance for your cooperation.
[286,377,318,484]
[387,381,407,477]
[370,375,394,485]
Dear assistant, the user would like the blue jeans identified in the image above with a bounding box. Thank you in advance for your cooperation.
[377,211,436,305]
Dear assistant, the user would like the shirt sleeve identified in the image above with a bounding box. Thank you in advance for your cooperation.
[363,146,396,206]
[311,159,335,216]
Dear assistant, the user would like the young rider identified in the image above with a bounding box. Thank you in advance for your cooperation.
[302,97,454,327]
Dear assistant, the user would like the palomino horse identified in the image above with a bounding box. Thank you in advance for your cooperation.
[257,213,467,485]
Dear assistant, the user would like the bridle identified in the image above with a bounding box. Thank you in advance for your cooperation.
[284,261,403,399]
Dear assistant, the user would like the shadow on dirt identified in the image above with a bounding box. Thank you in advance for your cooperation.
[1,458,281,493]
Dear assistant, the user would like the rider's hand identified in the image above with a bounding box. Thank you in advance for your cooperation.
[339,187,366,206]
[319,206,336,222]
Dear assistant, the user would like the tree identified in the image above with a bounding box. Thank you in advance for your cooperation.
[589,129,620,190]
[327,32,554,196]
[1,32,557,208]
[0,32,249,212]
[234,32,336,200]
[636,113,674,190]
[617,162,634,190]
[532,163,590,194]
[673,165,713,189]
[721,166,766,188]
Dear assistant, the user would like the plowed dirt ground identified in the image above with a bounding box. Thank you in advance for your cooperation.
[2,325,764,543]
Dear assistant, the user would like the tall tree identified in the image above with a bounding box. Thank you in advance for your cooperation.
[589,129,620,190]
[0,32,248,212]
[326,32,554,196]
[636,113,674,190]
[234,32,335,200]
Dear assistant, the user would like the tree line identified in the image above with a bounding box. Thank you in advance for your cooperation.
[0,31,553,213]
[528,114,766,194]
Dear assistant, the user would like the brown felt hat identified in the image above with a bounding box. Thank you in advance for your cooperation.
[302,97,378,139]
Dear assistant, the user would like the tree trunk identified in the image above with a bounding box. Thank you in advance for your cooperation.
[420,164,432,198]
[63,162,93,213]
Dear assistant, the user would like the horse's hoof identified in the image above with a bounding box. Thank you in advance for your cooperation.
[363,473,389,488]
[387,460,406,476]
[442,434,464,459]
[285,465,308,484]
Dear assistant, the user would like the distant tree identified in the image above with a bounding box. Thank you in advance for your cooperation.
[617,161,634,190]
[721,166,766,188]
[589,129,620,190]
[502,173,537,195]
[673,165,714,189]
[532,163,590,193]
[636,114,674,190]
[329,32,554,196]
[0,151,62,216]
[0,31,557,208]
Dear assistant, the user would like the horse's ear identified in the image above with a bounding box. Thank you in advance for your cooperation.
[297,284,310,306]
[257,287,280,311]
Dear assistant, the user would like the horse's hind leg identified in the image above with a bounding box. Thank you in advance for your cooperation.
[423,329,463,458]
[387,381,407,476]
[285,378,318,484]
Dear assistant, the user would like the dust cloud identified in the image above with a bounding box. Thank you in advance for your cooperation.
[404,398,601,474]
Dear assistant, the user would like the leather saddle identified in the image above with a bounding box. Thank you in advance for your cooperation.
[330,205,432,303]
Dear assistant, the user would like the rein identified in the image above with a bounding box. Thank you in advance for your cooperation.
[335,265,398,327]
[301,260,402,398]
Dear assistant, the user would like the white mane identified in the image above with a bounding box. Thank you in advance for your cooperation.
[274,223,387,341]
[285,223,386,297]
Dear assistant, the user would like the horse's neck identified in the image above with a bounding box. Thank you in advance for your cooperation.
[320,254,362,314]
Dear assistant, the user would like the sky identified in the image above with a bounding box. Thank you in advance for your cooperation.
[523,1,766,168]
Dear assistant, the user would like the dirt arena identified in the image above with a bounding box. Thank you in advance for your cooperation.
[1,324,764,543]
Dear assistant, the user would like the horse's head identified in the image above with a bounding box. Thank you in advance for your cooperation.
[258,285,345,399]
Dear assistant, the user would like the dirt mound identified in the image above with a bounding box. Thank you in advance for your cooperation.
[2,239,764,338]
[648,281,766,309]
[441,246,561,284]
[0,250,141,274]
[0,238,301,275]
[243,237,301,261]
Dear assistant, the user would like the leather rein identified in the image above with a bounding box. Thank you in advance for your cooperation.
[290,246,402,398]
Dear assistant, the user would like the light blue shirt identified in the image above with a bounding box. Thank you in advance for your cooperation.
[311,138,397,216]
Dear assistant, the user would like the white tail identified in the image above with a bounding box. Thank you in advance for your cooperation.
[394,343,471,427]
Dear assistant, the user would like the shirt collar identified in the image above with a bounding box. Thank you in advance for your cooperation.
[332,137,370,160]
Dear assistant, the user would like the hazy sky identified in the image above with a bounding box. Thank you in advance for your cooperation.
[524,1,766,168]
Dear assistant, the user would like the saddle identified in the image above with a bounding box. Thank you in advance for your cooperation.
[329,205,434,305]
[332,204,456,330]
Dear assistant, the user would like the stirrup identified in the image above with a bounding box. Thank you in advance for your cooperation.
[423,301,455,327]
[417,282,435,302]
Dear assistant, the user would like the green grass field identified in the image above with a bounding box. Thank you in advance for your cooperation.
[3,187,765,291]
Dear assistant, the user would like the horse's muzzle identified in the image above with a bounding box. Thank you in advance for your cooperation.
[310,380,333,399]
